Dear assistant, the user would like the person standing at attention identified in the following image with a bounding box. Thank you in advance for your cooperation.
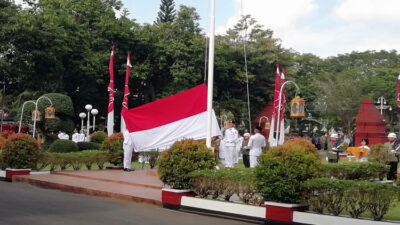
[223,121,238,168]
[248,126,266,168]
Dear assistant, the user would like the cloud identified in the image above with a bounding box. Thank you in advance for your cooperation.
[335,0,400,23]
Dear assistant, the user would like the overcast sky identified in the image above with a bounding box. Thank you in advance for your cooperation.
[121,0,400,58]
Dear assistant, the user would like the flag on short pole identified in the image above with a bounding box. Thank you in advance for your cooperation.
[121,53,132,132]
[397,74,400,107]
[107,47,115,136]
[278,68,286,145]
[268,65,280,147]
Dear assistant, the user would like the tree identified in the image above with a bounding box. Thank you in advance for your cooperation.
[155,0,176,24]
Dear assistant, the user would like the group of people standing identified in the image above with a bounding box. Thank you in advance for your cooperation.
[219,121,266,168]
[58,129,86,143]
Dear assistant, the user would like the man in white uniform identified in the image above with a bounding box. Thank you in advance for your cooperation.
[248,126,266,168]
[122,130,135,172]
[223,121,238,168]
[78,130,86,142]
[71,129,80,143]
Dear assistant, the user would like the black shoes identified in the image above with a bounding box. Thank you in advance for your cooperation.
[123,168,135,172]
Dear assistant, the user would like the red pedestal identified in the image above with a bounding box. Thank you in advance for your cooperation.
[5,168,31,179]
[354,99,387,146]
[162,188,194,209]
[265,202,308,223]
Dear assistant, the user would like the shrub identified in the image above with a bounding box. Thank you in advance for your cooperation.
[40,134,59,151]
[369,144,390,164]
[157,139,216,189]
[282,138,320,158]
[90,131,107,144]
[2,133,40,169]
[49,140,79,153]
[101,133,123,166]
[0,130,15,139]
[0,135,6,149]
[255,145,321,203]
[77,142,100,151]
[321,162,389,180]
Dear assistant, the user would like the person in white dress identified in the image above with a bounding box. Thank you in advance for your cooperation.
[58,131,69,140]
[359,138,370,162]
[78,130,86,142]
[122,130,135,171]
[248,126,266,168]
[71,129,80,143]
[223,121,238,168]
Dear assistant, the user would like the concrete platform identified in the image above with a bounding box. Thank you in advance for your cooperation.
[12,169,163,206]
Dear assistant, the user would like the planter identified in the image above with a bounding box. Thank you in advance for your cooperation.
[161,188,194,209]
[293,211,397,225]
[180,196,265,222]
[265,201,308,223]
[0,168,31,181]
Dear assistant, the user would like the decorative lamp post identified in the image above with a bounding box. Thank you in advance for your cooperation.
[79,112,86,133]
[32,96,53,138]
[258,116,270,130]
[290,96,306,118]
[85,104,92,140]
[376,96,392,115]
[91,108,98,131]
[45,106,56,119]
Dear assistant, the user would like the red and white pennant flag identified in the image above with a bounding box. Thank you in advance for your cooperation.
[268,65,280,147]
[397,74,400,107]
[278,68,286,145]
[122,84,221,151]
[107,47,115,136]
[121,53,132,132]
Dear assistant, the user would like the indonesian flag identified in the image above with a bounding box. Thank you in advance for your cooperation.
[268,65,280,147]
[278,68,286,145]
[398,74,400,107]
[121,53,132,132]
[122,84,222,151]
[107,47,115,136]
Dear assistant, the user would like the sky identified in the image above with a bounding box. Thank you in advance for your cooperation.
[121,0,400,58]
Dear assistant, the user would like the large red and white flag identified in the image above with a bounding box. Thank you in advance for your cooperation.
[107,47,115,136]
[268,65,280,147]
[121,53,132,132]
[397,74,400,107]
[122,84,222,151]
[278,68,286,145]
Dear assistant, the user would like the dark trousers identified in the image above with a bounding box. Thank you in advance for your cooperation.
[387,161,398,180]
[243,154,250,168]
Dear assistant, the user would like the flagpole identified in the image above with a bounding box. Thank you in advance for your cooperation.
[206,0,215,149]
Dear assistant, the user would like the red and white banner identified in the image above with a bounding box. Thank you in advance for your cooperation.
[397,74,400,107]
[278,68,286,145]
[268,65,280,147]
[121,53,132,132]
[107,47,115,136]
[122,84,221,151]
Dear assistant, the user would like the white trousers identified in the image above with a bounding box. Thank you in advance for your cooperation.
[249,155,259,168]
[224,146,235,168]
[123,143,134,169]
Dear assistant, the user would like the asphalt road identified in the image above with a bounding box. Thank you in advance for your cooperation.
[0,182,259,225]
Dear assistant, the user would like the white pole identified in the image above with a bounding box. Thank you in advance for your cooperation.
[18,101,35,133]
[93,115,96,131]
[81,118,84,133]
[87,111,90,139]
[206,0,215,149]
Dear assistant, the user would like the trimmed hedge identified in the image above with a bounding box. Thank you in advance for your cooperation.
[158,139,216,189]
[100,133,123,166]
[302,178,400,221]
[2,133,41,169]
[49,140,79,153]
[321,162,389,181]
[90,131,107,144]
[77,142,100,151]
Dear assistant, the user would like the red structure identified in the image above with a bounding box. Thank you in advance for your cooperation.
[354,99,387,146]
[252,102,276,138]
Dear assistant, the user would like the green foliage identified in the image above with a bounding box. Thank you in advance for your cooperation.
[302,178,400,221]
[77,142,101,151]
[49,140,79,153]
[44,117,62,132]
[42,93,74,117]
[2,133,40,169]
[155,0,176,24]
[369,144,390,164]
[157,139,216,189]
[254,144,321,203]
[100,133,123,166]
[60,119,75,133]
[140,150,160,169]
[90,131,107,144]
[321,162,389,181]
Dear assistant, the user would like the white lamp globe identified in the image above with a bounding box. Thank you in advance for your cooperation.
[79,112,87,119]
[85,104,93,111]
[91,109,98,116]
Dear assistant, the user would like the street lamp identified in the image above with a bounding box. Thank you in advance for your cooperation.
[18,96,53,137]
[85,104,92,141]
[258,116,270,130]
[376,96,392,115]
[79,112,86,133]
[91,108,98,131]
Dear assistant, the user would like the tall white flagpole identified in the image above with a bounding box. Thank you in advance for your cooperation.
[206,0,215,149]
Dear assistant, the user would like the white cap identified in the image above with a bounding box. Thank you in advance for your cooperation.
[330,133,338,138]
[388,133,397,138]
[244,133,250,137]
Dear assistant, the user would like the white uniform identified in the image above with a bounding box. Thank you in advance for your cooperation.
[359,145,370,162]
[248,133,266,168]
[78,132,86,142]
[223,127,238,168]
[123,130,134,169]
[235,136,243,164]
[58,132,69,140]
[72,133,80,143]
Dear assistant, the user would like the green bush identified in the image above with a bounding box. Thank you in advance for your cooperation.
[157,139,216,189]
[302,178,400,221]
[90,131,107,144]
[369,144,390,164]
[0,149,4,170]
[49,139,79,153]
[321,162,389,180]
[2,133,40,169]
[190,168,260,205]
[141,150,160,169]
[77,142,100,151]
[255,144,321,204]
[100,133,123,166]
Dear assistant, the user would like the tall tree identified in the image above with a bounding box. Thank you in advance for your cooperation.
[155,0,176,24]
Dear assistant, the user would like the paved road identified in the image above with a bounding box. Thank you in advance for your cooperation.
[0,182,259,225]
